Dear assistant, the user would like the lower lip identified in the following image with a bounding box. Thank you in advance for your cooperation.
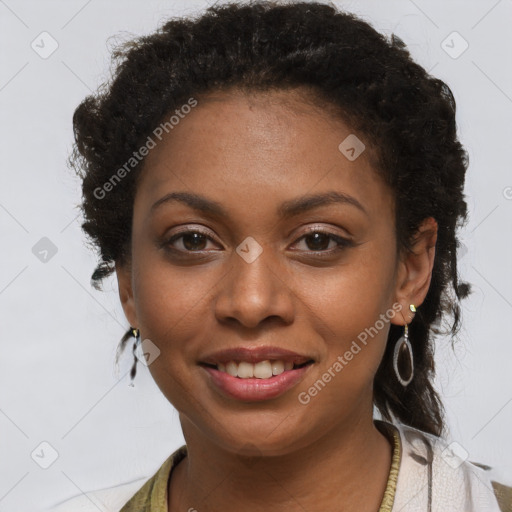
[200,363,314,402]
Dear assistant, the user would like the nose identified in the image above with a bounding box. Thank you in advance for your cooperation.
[214,248,295,330]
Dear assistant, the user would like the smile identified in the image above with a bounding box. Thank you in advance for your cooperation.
[199,360,315,401]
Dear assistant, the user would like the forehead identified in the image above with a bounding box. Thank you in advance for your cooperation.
[135,88,393,222]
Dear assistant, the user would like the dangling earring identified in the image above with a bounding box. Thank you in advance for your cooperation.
[114,327,141,386]
[393,304,416,386]
[128,327,140,387]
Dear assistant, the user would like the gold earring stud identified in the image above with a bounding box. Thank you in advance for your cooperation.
[409,304,416,312]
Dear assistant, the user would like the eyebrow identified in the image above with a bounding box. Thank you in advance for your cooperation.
[149,190,367,218]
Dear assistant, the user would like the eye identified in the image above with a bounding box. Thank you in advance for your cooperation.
[164,229,220,252]
[292,228,354,255]
[162,226,354,256]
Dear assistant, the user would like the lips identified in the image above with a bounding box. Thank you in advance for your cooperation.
[200,360,314,401]
[199,345,314,366]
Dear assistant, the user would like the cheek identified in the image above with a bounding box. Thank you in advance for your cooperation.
[299,246,396,394]
[133,240,203,321]
[130,258,212,410]
[131,249,223,370]
[307,241,396,331]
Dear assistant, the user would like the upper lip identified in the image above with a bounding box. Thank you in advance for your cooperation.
[199,346,314,366]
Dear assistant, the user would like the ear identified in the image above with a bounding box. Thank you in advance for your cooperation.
[115,260,138,328]
[390,216,438,325]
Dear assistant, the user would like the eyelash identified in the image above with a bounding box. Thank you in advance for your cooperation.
[163,226,354,257]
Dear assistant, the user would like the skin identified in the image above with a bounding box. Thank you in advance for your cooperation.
[116,87,437,512]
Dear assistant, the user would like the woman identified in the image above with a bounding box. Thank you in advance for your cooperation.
[53,1,511,511]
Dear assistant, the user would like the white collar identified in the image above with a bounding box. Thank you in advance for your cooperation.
[388,420,502,511]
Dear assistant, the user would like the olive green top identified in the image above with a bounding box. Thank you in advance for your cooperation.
[119,419,511,511]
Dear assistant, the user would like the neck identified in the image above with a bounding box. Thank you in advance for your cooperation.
[168,412,393,512]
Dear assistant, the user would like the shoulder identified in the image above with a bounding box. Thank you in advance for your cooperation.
[45,445,188,512]
[386,420,512,512]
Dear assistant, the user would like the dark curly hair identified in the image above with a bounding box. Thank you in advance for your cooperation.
[69,0,472,438]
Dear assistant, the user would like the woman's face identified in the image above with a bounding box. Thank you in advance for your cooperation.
[117,88,431,456]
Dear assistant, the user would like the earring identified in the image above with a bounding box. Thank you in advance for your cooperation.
[114,327,140,382]
[393,304,416,386]
[128,327,140,387]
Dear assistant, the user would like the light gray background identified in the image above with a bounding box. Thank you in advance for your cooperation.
[1,0,511,511]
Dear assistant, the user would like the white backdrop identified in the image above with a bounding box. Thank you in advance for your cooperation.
[1,1,511,510]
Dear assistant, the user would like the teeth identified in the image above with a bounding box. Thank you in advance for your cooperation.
[254,361,273,379]
[271,360,284,375]
[237,361,254,378]
[225,361,238,377]
[215,360,300,379]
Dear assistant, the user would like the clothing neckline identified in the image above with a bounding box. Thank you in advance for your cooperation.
[374,419,402,511]
[160,419,402,512]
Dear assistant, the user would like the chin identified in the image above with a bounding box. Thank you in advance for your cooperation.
[211,417,313,457]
